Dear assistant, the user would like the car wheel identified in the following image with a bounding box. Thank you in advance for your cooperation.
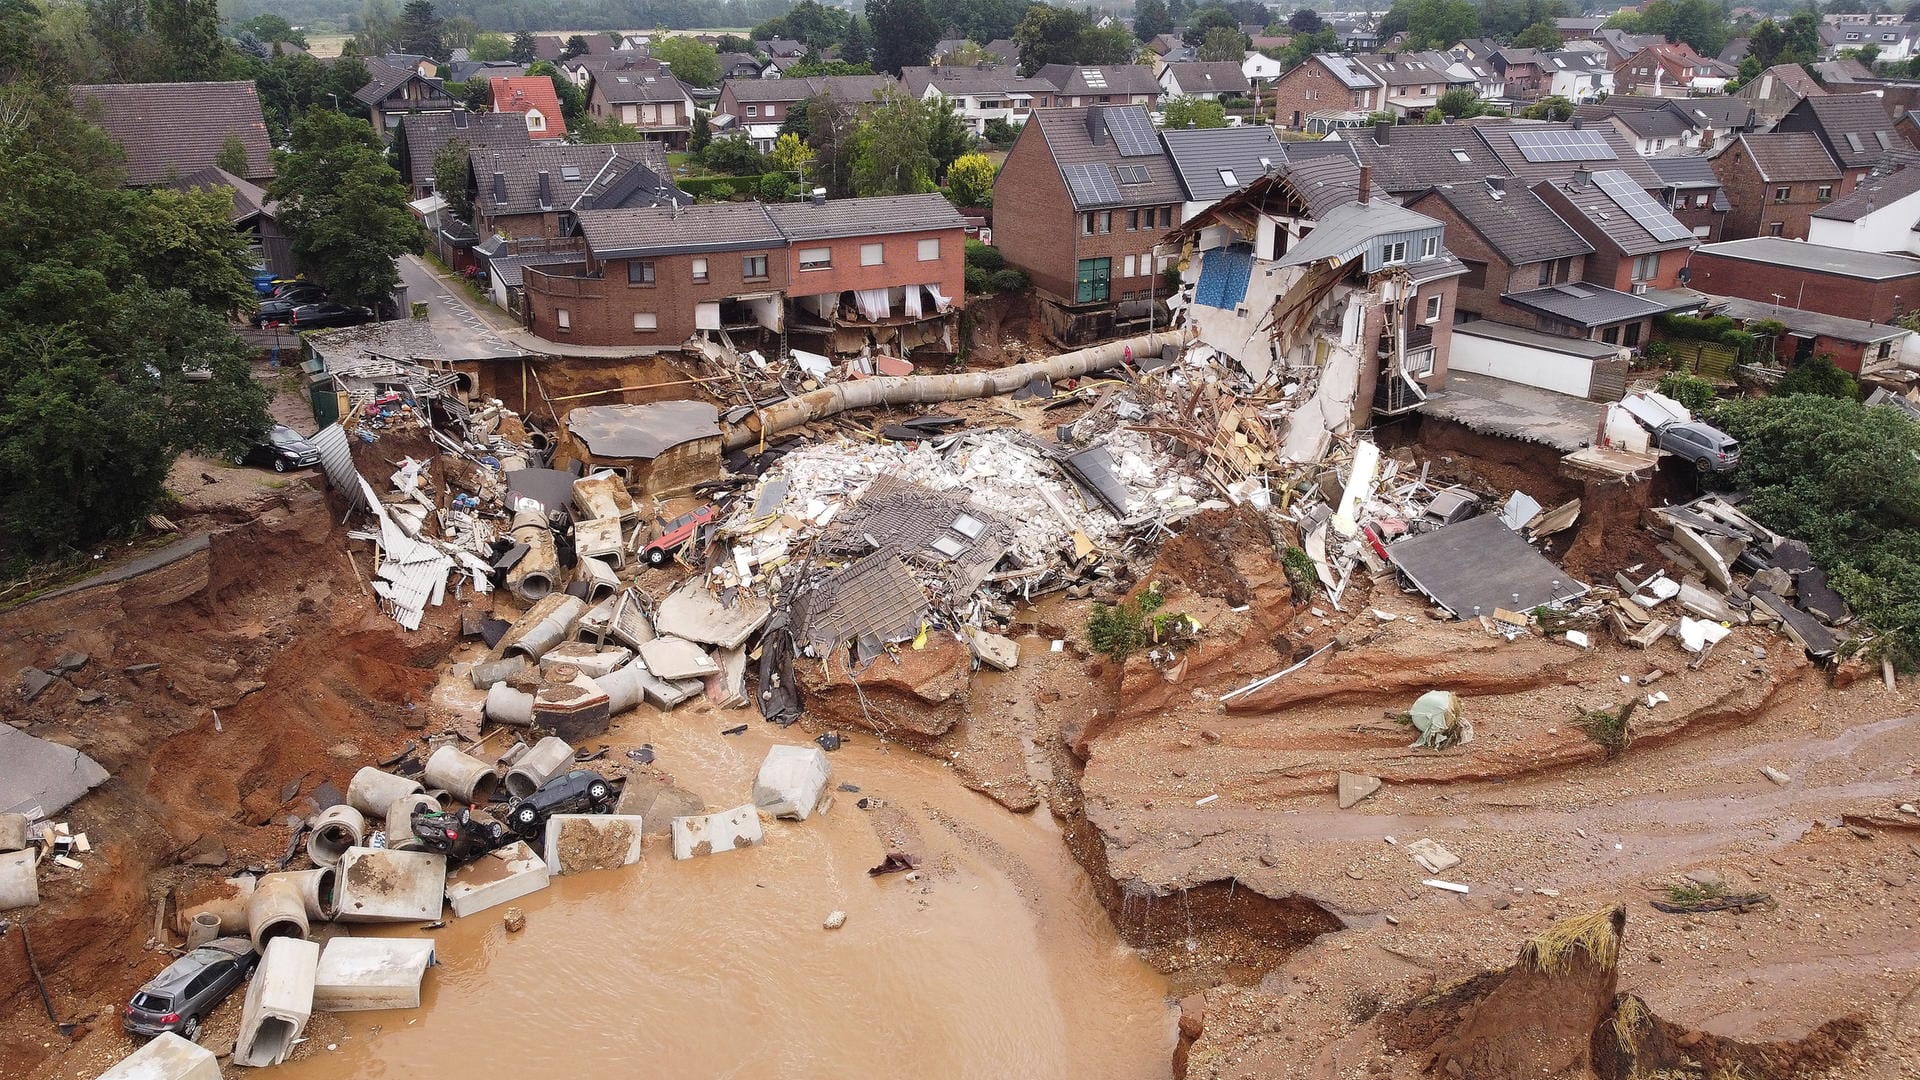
[181,1015,201,1042]
[646,547,669,567]
[512,805,539,828]
[273,457,289,473]
[1694,455,1712,471]
[586,780,612,804]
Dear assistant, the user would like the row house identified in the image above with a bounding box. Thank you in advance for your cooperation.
[1541,49,1612,102]
[1488,48,1551,100]
[1162,162,1464,419]
[1033,65,1163,108]
[1775,94,1910,188]
[1613,43,1736,97]
[521,193,967,356]
[1808,166,1920,255]
[587,69,695,148]
[1161,125,1289,220]
[1711,132,1848,240]
[564,53,662,92]
[899,67,1058,136]
[1339,120,1659,203]
[1820,22,1920,62]
[1532,169,1700,299]
[1647,157,1730,242]
[467,142,681,241]
[1589,29,1666,68]
[1733,63,1827,125]
[354,57,457,136]
[992,105,1188,344]
[714,75,900,151]
[1158,61,1252,101]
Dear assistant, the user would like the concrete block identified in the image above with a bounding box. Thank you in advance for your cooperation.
[655,577,770,648]
[703,645,749,707]
[335,847,447,923]
[542,814,644,875]
[638,636,719,680]
[504,736,575,799]
[444,841,549,917]
[97,1031,220,1080]
[469,655,532,690]
[313,937,437,1012]
[0,813,30,853]
[234,936,319,1068]
[531,669,612,742]
[753,745,832,821]
[538,641,631,680]
[671,804,764,860]
[0,848,38,911]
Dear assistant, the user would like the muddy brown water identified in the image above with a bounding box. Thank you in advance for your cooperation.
[278,699,1177,1079]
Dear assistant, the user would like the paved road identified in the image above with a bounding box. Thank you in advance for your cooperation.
[15,532,216,609]
[396,255,519,359]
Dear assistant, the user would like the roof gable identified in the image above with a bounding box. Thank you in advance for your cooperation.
[1160,126,1286,203]
[489,77,567,138]
[472,142,673,217]
[70,81,274,186]
[399,110,533,185]
[1410,181,1590,266]
[1733,132,1842,182]
[1031,106,1183,209]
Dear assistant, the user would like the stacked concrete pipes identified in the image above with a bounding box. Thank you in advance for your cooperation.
[506,509,559,601]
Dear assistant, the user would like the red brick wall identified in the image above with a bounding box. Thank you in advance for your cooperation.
[1270,58,1368,130]
[993,122,1079,299]
[1688,252,1920,323]
[525,246,790,345]
[480,210,566,240]
[1710,144,1852,240]
[780,228,967,303]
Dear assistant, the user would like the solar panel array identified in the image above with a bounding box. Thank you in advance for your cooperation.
[1105,108,1161,157]
[1594,170,1694,243]
[1509,130,1617,163]
[1063,163,1122,206]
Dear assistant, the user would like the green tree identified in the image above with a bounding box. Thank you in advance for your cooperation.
[945,150,995,205]
[1014,5,1131,73]
[868,0,941,75]
[1287,7,1324,33]
[510,30,535,64]
[1748,18,1785,66]
[1197,24,1248,60]
[1510,20,1562,49]
[467,31,511,60]
[1182,5,1239,46]
[1397,0,1480,49]
[234,13,306,47]
[926,94,973,176]
[1162,96,1227,127]
[1080,23,1140,62]
[1423,107,1444,123]
[653,35,721,86]
[701,133,768,174]
[851,93,936,194]
[433,138,471,219]
[216,133,251,175]
[1277,28,1339,66]
[1522,94,1573,121]
[527,61,584,122]
[769,131,816,180]
[1135,0,1174,41]
[0,0,42,80]
[800,93,860,196]
[1776,356,1859,399]
[563,34,591,59]
[268,109,422,309]
[842,15,874,67]
[1437,86,1485,117]
[394,0,443,58]
[147,0,227,81]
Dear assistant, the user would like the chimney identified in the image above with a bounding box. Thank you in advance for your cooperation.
[1374,119,1392,144]
[537,170,552,207]
[1572,167,1591,188]
[1571,115,1583,129]
[811,188,826,205]
[1087,104,1106,143]
[1358,164,1371,204]
[1485,174,1506,195]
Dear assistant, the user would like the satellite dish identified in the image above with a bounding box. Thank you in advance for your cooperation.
[1678,265,1692,285]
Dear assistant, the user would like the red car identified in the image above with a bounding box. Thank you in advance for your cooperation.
[643,506,715,567]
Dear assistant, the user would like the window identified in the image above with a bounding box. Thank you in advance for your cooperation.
[746,105,758,117]
[918,238,939,261]
[1774,186,1791,203]
[1817,185,1833,201]
[1097,211,1112,234]
[861,243,884,266]
[1380,240,1407,264]
[1128,209,1140,230]
[1631,253,1658,282]
[766,104,779,117]
[555,308,571,331]
[1624,321,1641,346]
[1219,168,1238,187]
[1408,346,1436,377]
[1768,221,1785,236]
[1421,236,1437,258]
[1083,212,1095,236]
[1075,257,1111,303]
[799,247,831,270]
[1694,193,1709,208]
[691,257,709,283]
[1451,149,1470,163]
[633,312,658,331]
[1602,325,1620,344]
[1124,254,1136,278]
[743,254,768,279]
[1160,206,1172,227]
[627,261,655,285]
[1424,294,1442,323]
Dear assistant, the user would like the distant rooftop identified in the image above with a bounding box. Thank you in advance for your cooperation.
[1695,236,1920,280]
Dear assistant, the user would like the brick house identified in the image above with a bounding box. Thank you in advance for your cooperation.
[521,194,969,355]
[1688,236,1920,324]
[397,111,532,199]
[1701,296,1909,375]
[1032,65,1163,108]
[1775,94,1906,189]
[1270,54,1380,132]
[714,75,899,150]
[489,76,567,139]
[468,142,677,240]
[588,69,695,147]
[1347,53,1454,118]
[992,105,1186,345]
[354,57,457,136]
[69,81,274,186]
[1612,42,1736,97]
[900,67,1058,136]
[1733,63,1826,125]
[1710,132,1845,240]
[1158,61,1251,101]
[1647,157,1730,242]
[1489,47,1550,99]
[1531,169,1699,296]
[1404,177,1593,325]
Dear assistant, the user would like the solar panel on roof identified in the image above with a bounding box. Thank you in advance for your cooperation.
[1593,170,1694,243]
[1104,109,1160,157]
[1063,162,1122,206]
[1509,130,1617,163]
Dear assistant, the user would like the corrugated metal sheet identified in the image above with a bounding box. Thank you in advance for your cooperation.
[312,424,367,512]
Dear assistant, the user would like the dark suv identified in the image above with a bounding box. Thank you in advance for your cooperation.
[504,770,616,836]
[411,807,508,865]
[123,936,257,1041]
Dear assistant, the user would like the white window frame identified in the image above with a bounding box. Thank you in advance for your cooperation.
[799,247,832,270]
[1420,236,1437,258]
[1380,241,1407,264]
[691,257,709,282]
[746,105,758,117]
[1123,254,1136,278]
[1424,294,1442,323]
[1409,346,1436,377]
[860,243,884,266]
[917,237,940,261]
[633,312,658,330]
[555,308,571,331]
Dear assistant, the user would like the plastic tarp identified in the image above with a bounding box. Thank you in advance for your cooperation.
[1193,244,1254,311]
[1408,690,1471,749]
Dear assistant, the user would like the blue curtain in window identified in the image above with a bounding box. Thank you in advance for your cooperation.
[1193,243,1254,310]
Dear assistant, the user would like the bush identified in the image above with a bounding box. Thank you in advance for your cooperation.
[698,133,766,175]
[982,118,1019,149]
[758,174,792,201]
[1087,584,1186,661]
[1656,372,1717,414]
[988,267,1028,292]
[677,175,768,200]
[965,265,993,295]
[1776,355,1858,400]
[965,238,1006,272]
[701,182,737,202]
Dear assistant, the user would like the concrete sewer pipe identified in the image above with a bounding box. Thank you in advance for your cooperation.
[723,331,1184,451]
[347,768,423,818]
[305,805,365,867]
[276,867,341,921]
[507,509,560,601]
[245,875,309,951]
[423,744,500,804]
[501,594,588,663]
[504,736,575,798]
[385,793,442,852]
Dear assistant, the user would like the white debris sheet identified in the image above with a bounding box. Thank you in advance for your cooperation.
[720,430,1207,585]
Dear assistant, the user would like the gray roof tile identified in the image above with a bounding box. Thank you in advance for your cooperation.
[1346,124,1508,194]
[399,111,532,188]
[765,193,969,240]
[1503,283,1666,327]
[471,142,671,218]
[70,81,274,185]
[1535,170,1696,256]
[1035,64,1163,96]
[1162,61,1251,95]
[1474,121,1664,189]
[578,202,784,257]
[1032,106,1184,210]
[1160,126,1286,203]
[1731,132,1842,182]
[1813,164,1920,221]
[1408,182,1590,266]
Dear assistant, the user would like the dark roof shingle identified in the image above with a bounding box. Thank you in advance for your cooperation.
[70,81,274,185]
[1031,106,1183,209]
[399,111,533,187]
[765,193,969,240]
[1160,126,1285,203]
[1812,165,1920,222]
[578,202,784,257]
[1730,132,1841,182]
[1409,181,1590,266]
[472,142,672,217]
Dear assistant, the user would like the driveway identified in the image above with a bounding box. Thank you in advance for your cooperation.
[397,255,519,360]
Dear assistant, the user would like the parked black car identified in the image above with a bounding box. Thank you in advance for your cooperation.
[251,285,327,327]
[504,769,616,836]
[234,425,320,472]
[287,302,372,330]
[122,936,257,1041]
[411,807,508,865]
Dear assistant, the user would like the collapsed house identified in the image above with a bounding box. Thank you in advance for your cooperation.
[1159,160,1466,462]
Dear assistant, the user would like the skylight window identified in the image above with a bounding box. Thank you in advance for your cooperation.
[1219,168,1238,186]
[1451,149,1470,162]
